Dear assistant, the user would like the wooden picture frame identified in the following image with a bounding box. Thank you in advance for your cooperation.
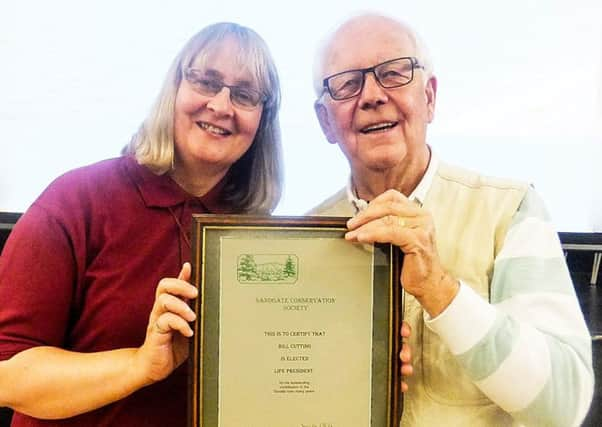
[189,215,402,427]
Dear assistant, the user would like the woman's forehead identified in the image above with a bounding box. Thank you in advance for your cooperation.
[190,38,260,84]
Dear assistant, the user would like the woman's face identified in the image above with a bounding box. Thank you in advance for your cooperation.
[173,37,264,176]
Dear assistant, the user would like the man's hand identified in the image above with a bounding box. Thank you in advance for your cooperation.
[134,263,198,386]
[400,321,413,392]
[345,189,459,317]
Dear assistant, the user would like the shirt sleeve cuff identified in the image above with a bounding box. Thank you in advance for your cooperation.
[424,282,497,355]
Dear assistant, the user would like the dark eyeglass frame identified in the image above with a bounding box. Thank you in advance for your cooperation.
[321,56,424,101]
[183,67,266,110]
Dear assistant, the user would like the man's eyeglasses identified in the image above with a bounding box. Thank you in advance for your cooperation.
[184,68,266,110]
[322,57,424,101]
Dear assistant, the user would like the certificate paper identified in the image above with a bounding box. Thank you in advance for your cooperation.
[220,237,373,426]
[190,216,402,427]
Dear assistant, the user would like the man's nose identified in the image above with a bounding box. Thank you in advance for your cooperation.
[358,72,388,109]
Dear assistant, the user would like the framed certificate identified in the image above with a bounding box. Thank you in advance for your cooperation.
[189,215,403,427]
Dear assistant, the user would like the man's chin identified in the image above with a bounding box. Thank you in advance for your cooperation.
[360,149,408,171]
[367,161,403,172]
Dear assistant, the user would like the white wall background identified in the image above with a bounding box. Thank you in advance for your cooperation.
[1,0,601,231]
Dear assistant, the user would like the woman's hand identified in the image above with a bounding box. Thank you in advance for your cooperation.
[0,264,198,419]
[134,263,198,385]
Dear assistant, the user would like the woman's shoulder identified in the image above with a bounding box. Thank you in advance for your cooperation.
[52,156,129,185]
[35,156,136,213]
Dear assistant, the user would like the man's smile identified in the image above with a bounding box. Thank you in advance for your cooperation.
[359,121,398,134]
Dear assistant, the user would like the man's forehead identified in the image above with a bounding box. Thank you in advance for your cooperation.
[322,18,415,74]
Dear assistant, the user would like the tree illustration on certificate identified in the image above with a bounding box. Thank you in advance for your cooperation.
[237,254,298,284]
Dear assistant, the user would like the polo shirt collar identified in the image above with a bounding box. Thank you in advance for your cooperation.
[123,156,228,212]
[346,146,439,212]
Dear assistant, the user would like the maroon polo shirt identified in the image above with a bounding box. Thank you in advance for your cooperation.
[0,156,231,426]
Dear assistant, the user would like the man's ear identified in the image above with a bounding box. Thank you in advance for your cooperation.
[425,75,437,123]
[314,101,338,145]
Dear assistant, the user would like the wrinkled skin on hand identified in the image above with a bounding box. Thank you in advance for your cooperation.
[346,189,459,317]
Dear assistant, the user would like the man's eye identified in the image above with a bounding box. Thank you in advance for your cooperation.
[381,70,403,78]
[342,79,360,88]
[379,68,411,83]
[333,78,361,94]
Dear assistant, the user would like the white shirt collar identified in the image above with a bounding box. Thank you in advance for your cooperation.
[346,147,439,213]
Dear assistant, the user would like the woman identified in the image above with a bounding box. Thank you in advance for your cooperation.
[0,22,282,426]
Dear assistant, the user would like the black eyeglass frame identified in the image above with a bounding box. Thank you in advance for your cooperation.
[321,56,424,101]
[183,67,267,110]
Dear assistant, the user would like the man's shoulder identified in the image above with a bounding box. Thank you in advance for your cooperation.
[436,160,529,194]
[428,160,531,228]
[306,187,353,217]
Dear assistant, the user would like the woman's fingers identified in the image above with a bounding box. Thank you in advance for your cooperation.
[154,312,194,338]
[177,262,192,281]
[154,276,197,301]
[156,293,196,323]
[149,263,197,334]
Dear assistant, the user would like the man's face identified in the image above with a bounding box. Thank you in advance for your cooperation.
[315,18,436,173]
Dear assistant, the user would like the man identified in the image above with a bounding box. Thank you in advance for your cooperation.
[309,13,594,426]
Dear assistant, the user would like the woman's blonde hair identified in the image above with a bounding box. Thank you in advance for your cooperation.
[125,22,283,214]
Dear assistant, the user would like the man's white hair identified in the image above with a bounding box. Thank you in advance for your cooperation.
[312,12,434,98]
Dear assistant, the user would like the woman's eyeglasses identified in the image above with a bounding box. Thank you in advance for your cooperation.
[184,68,266,110]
